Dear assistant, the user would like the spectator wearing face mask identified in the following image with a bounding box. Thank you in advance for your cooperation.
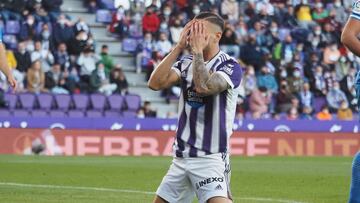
[340,68,358,111]
[220,28,240,58]
[19,15,37,41]
[326,81,348,112]
[331,0,347,25]
[136,32,154,73]
[273,34,296,64]
[287,68,303,94]
[323,43,340,67]
[14,42,32,73]
[53,14,74,45]
[312,65,327,96]
[257,66,278,94]
[321,23,337,45]
[109,6,129,39]
[264,22,280,51]
[221,0,239,25]
[142,6,160,34]
[37,23,54,52]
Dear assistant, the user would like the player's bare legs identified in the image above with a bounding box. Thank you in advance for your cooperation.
[208,196,232,203]
[153,195,168,203]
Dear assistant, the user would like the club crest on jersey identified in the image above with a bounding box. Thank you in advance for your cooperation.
[354,0,360,12]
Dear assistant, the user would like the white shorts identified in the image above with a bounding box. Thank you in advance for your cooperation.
[156,153,232,203]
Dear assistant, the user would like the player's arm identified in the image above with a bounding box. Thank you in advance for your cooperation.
[341,18,360,56]
[0,42,16,90]
[192,52,228,96]
[341,1,360,56]
[148,20,194,91]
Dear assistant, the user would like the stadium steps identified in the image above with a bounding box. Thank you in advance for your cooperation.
[62,0,178,116]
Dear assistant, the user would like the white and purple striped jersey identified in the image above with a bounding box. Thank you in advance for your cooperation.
[351,0,360,20]
[171,51,242,157]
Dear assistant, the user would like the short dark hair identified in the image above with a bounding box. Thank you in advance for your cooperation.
[194,12,225,32]
[102,45,108,49]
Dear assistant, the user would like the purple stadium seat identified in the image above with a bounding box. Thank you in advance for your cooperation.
[37,94,53,110]
[90,94,107,110]
[31,110,48,117]
[122,111,137,118]
[3,34,17,50]
[68,110,85,118]
[122,38,138,52]
[18,93,36,110]
[54,94,72,110]
[125,94,141,111]
[96,9,112,23]
[4,93,18,109]
[73,94,89,110]
[0,109,11,117]
[5,20,20,34]
[86,110,103,118]
[101,0,115,10]
[12,109,30,117]
[104,110,120,118]
[314,97,327,113]
[108,94,124,111]
[49,110,67,118]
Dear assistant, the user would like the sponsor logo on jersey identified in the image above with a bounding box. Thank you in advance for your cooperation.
[220,64,234,75]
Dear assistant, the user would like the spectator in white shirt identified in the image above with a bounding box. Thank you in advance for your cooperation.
[155,32,172,57]
[31,40,54,72]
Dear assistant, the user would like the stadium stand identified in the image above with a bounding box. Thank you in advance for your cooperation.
[0,0,358,120]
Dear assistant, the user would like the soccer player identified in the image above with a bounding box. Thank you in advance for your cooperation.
[0,27,17,90]
[341,1,360,202]
[148,12,242,203]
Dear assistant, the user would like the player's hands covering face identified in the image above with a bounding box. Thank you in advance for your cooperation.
[189,21,209,54]
[177,20,195,50]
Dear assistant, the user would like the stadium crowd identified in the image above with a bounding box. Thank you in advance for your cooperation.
[0,0,358,120]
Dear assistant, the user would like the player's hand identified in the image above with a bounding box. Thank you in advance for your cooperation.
[7,74,17,92]
[176,20,195,50]
[189,21,209,54]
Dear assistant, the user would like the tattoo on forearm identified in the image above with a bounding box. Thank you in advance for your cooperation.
[192,53,228,96]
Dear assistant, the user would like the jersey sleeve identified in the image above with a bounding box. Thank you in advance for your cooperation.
[171,60,182,77]
[351,0,360,20]
[215,60,242,89]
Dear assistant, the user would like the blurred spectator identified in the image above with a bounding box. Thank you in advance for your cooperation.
[54,43,70,71]
[169,19,182,44]
[241,34,263,69]
[68,30,89,56]
[323,43,340,67]
[37,23,55,52]
[299,82,313,108]
[53,14,74,45]
[300,106,313,120]
[337,100,353,121]
[340,68,358,111]
[142,6,160,34]
[90,63,117,95]
[249,87,271,119]
[78,47,100,83]
[14,42,32,73]
[136,32,154,73]
[27,60,47,93]
[220,28,240,58]
[287,68,303,94]
[287,107,299,120]
[19,15,37,41]
[138,101,157,118]
[45,63,69,94]
[110,66,129,94]
[42,0,63,21]
[221,0,239,24]
[155,32,172,57]
[243,65,257,96]
[295,0,314,29]
[312,65,327,96]
[74,18,90,35]
[316,105,332,120]
[5,48,17,70]
[257,66,278,94]
[109,5,129,39]
[31,41,54,72]
[276,80,293,113]
[312,2,329,24]
[326,81,348,112]
[100,45,114,74]
[331,0,347,25]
